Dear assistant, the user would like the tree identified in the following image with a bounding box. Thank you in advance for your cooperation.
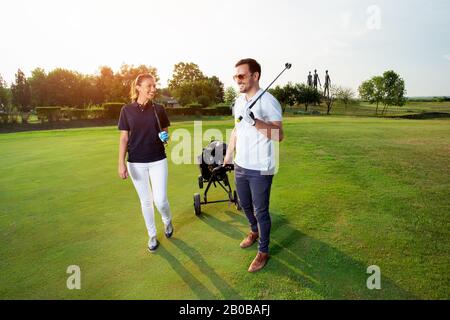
[0,74,10,110]
[335,86,355,111]
[208,76,224,103]
[173,82,194,106]
[293,83,321,111]
[28,68,48,107]
[157,87,172,100]
[168,62,205,90]
[172,77,224,107]
[78,74,102,106]
[95,66,116,103]
[359,76,383,114]
[324,85,339,115]
[269,82,296,113]
[224,86,238,105]
[46,68,81,107]
[11,69,32,122]
[381,70,406,115]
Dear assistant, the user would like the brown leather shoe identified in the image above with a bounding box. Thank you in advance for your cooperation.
[240,231,259,249]
[248,252,270,273]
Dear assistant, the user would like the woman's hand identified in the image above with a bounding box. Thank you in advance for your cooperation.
[118,163,128,179]
[158,131,169,143]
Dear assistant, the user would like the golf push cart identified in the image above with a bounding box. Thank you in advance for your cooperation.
[193,140,241,215]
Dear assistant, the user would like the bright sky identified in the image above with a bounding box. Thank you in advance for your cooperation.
[1,0,449,96]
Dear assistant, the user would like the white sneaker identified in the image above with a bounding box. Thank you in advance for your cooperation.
[164,222,174,238]
[148,237,159,252]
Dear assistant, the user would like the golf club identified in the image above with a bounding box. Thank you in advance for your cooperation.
[153,105,168,145]
[237,62,292,123]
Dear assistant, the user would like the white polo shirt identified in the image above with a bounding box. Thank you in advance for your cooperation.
[234,89,282,172]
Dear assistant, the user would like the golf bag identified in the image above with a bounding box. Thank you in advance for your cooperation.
[193,140,241,215]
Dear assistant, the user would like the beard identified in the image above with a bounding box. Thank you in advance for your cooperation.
[238,83,248,93]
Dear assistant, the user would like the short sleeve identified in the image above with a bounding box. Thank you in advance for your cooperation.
[157,105,170,128]
[118,106,130,131]
[263,96,282,122]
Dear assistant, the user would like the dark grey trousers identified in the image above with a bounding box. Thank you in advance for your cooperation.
[235,165,274,253]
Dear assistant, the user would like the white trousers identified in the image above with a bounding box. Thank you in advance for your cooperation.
[127,158,172,238]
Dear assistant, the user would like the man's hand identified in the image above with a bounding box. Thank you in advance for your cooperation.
[223,153,234,166]
[223,127,236,167]
[118,163,128,179]
[158,131,169,143]
[242,107,256,126]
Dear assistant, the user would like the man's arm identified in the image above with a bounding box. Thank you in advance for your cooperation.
[254,120,284,142]
[223,127,237,165]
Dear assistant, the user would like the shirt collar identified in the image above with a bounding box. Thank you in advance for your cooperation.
[133,101,153,111]
[241,88,263,104]
[244,88,263,103]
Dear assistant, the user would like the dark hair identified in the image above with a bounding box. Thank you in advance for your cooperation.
[235,58,261,80]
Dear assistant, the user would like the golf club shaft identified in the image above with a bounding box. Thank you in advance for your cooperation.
[237,64,291,122]
[153,104,168,145]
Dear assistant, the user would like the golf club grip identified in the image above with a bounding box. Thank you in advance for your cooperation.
[237,64,290,122]
[237,93,262,122]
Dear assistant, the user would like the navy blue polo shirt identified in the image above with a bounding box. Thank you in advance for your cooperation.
[118,102,170,163]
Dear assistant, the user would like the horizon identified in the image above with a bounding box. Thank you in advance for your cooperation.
[1,0,449,96]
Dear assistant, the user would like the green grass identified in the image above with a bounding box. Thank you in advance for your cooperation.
[6,100,450,126]
[285,100,450,116]
[0,116,449,299]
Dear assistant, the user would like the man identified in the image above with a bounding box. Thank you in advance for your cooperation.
[224,58,283,273]
[313,69,321,90]
[307,71,313,87]
[324,70,331,98]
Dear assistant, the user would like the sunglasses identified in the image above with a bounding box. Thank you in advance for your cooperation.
[233,73,254,81]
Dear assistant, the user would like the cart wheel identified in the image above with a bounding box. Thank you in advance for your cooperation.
[234,190,241,211]
[194,193,201,215]
[198,175,203,189]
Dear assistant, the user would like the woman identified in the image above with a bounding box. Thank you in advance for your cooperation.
[118,73,173,253]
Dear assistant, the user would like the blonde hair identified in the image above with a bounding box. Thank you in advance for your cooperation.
[130,73,155,102]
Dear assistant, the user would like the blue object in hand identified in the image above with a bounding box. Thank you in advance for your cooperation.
[158,131,169,143]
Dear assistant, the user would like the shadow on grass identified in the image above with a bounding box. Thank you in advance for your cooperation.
[157,238,242,299]
[155,245,215,299]
[197,209,417,299]
[197,211,244,240]
[270,212,417,299]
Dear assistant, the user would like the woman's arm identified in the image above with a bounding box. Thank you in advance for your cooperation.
[118,130,129,179]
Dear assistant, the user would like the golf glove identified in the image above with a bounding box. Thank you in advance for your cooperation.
[158,131,169,143]
[242,107,256,126]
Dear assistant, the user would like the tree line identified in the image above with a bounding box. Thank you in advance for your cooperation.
[259,70,406,115]
[0,62,226,112]
[0,64,407,121]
